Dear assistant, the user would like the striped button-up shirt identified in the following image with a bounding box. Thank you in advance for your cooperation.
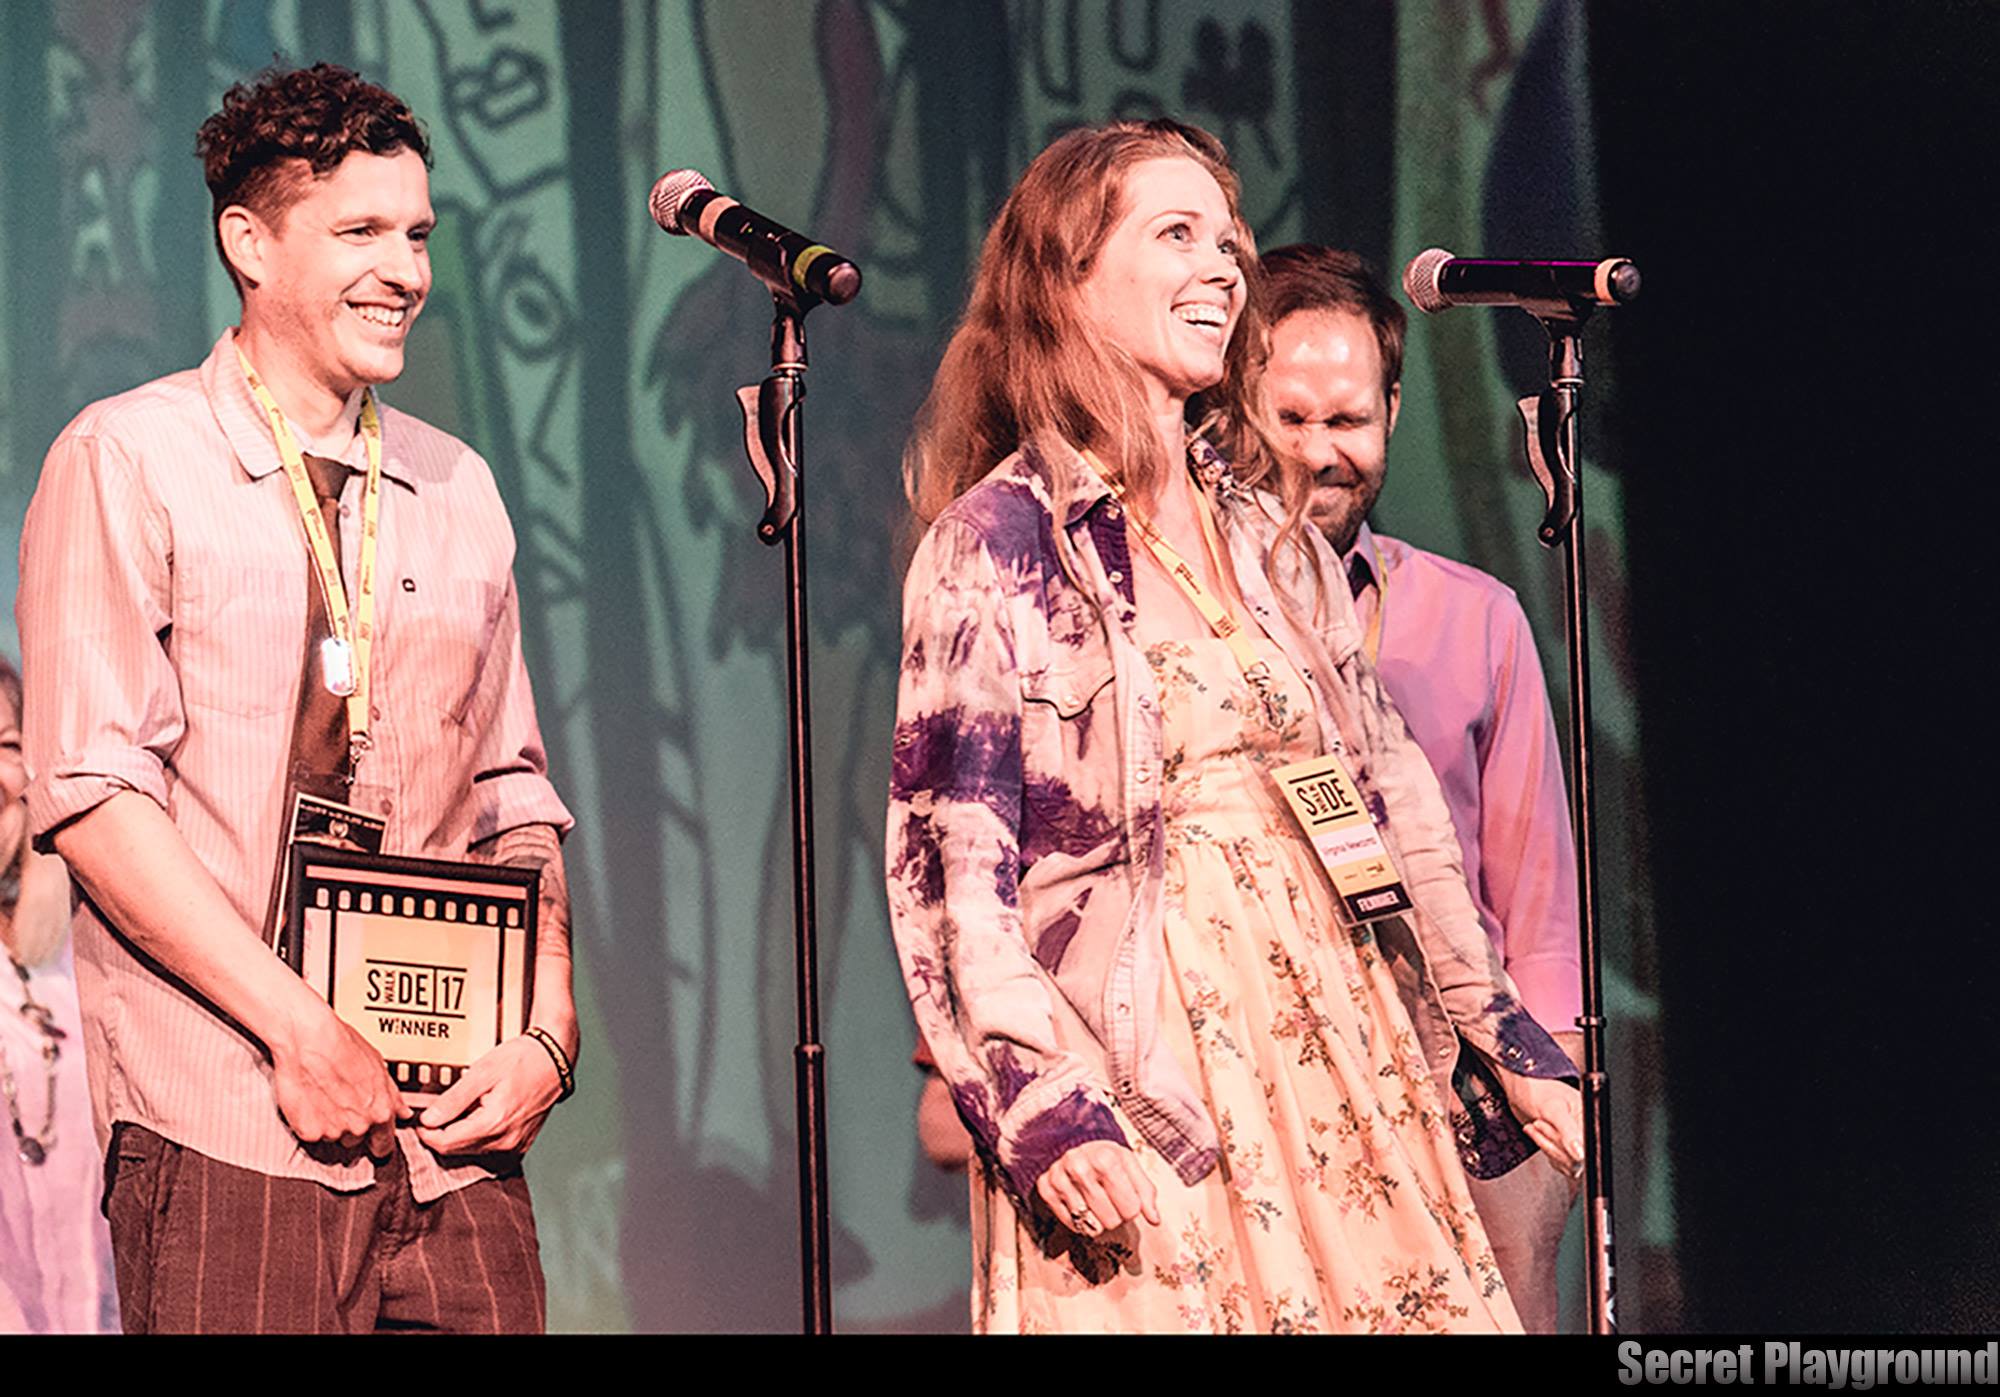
[18,330,573,1200]
[887,438,1571,1203]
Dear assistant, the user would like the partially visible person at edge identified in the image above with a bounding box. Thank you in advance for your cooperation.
[0,657,119,1333]
[17,63,576,1333]
[885,117,1583,1334]
[1242,243,1585,1333]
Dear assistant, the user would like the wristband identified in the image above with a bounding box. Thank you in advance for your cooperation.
[524,1025,575,1102]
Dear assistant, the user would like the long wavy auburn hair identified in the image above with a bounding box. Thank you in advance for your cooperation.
[902,118,1318,585]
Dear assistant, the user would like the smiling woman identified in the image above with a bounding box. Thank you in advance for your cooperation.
[888,119,1582,1334]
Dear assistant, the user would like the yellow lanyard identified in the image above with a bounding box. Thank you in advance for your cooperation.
[1358,537,1388,667]
[236,347,383,761]
[1085,450,1272,694]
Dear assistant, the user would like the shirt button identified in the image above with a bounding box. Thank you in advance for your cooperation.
[1107,570,1123,583]
[1120,1081,1134,1095]
[1436,1044,1454,1062]
[1136,770,1151,784]
[371,705,383,720]
[340,503,353,517]
[381,798,395,815]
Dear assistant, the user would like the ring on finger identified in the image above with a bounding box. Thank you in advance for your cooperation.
[1070,1206,1102,1236]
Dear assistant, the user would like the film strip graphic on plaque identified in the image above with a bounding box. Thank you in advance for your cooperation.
[286,845,539,1098]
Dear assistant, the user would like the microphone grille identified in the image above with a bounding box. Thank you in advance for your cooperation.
[649,169,714,235]
[1402,247,1454,314]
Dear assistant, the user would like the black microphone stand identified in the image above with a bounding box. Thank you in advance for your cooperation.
[1515,310,1617,1335]
[735,289,832,1334]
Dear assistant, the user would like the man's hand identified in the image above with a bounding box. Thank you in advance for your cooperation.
[414,1035,562,1157]
[1552,1030,1586,1075]
[1499,1069,1584,1177]
[1037,1139,1161,1237]
[267,994,406,1156]
[50,792,413,1153]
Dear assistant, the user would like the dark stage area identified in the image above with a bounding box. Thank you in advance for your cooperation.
[1592,0,1999,1332]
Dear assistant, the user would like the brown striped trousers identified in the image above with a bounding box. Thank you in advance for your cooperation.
[105,1125,545,1333]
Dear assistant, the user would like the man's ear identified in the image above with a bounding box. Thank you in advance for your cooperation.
[216,205,266,289]
[1386,381,1402,439]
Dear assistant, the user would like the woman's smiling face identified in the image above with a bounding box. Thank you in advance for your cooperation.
[1077,155,1245,411]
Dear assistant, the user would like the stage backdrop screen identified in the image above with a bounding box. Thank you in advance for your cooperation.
[0,0,1670,1332]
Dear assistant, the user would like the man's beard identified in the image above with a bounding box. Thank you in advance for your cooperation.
[1308,482,1377,557]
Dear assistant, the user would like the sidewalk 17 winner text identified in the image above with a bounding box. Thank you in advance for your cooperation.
[1619,1342,2000,1388]
[363,957,468,1040]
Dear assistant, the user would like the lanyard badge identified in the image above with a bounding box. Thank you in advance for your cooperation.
[1270,754,1413,924]
[1081,450,1413,926]
[237,347,384,766]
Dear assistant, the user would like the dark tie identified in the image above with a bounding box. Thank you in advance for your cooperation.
[288,454,352,793]
[1346,550,1374,600]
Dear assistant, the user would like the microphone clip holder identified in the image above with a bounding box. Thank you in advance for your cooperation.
[1515,312,1589,547]
[735,291,819,543]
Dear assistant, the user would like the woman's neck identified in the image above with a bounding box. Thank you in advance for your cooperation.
[1148,396,1186,483]
[1129,390,1190,512]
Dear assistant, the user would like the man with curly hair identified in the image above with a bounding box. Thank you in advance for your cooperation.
[17,63,577,1333]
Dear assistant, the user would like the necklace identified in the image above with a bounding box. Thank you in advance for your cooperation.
[2,957,63,1166]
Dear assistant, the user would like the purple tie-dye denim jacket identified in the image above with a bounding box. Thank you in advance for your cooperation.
[887,438,1572,1203]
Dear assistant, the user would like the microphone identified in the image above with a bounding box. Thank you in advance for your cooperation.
[1402,248,1640,317]
[649,169,862,307]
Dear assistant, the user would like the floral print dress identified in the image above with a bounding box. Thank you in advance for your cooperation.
[970,633,1519,1334]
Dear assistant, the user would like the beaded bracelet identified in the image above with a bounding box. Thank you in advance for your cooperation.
[525,1025,575,1102]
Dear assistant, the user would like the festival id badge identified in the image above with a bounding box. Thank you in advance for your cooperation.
[282,844,537,1098]
[264,790,387,951]
[1271,754,1414,923]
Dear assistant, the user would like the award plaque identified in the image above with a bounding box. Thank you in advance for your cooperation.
[282,843,537,1098]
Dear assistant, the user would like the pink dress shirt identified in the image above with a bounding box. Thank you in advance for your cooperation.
[1348,523,1581,1031]
[16,330,572,1201]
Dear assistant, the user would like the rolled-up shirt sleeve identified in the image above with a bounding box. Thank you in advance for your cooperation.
[465,570,574,845]
[19,427,183,847]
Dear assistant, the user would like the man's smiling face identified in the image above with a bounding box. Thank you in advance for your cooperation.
[1263,306,1401,556]
[242,147,435,403]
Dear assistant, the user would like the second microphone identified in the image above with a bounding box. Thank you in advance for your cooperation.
[650,169,863,308]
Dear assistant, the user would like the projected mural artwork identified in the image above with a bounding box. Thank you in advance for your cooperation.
[0,0,1671,1332]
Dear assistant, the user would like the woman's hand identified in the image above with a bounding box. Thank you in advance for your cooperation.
[1499,1070,1584,1177]
[1037,1140,1162,1237]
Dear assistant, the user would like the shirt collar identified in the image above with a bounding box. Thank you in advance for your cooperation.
[1348,519,1377,564]
[1339,521,1394,597]
[1056,434,1238,528]
[1058,441,1115,528]
[200,329,419,491]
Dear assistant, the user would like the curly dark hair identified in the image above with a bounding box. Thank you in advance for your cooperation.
[195,62,431,291]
